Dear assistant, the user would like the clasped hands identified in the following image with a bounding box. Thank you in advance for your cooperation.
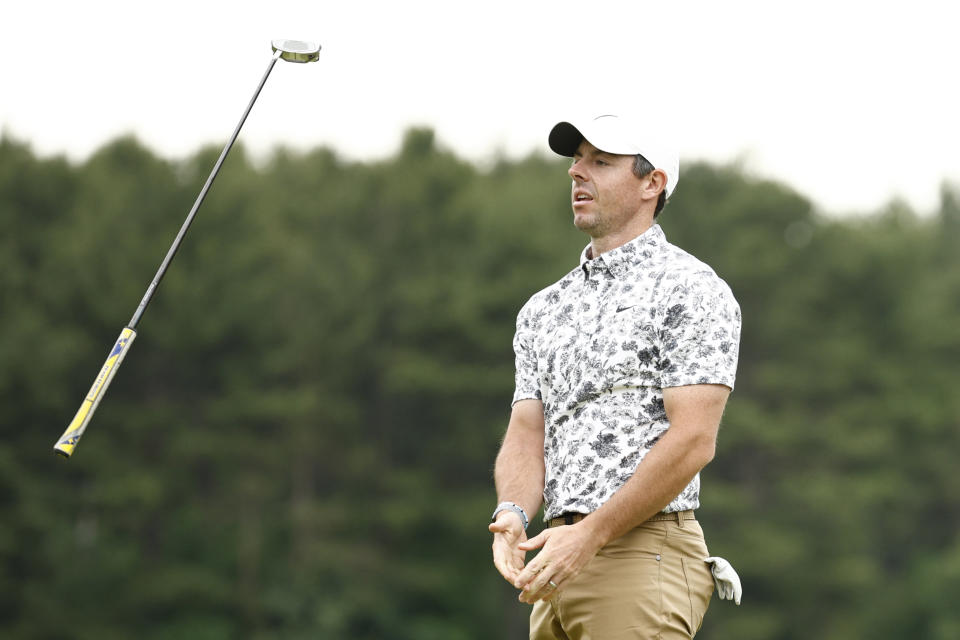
[491,513,744,606]
[489,513,601,604]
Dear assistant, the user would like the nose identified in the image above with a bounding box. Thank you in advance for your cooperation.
[568,158,588,182]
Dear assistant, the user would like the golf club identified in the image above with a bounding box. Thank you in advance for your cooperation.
[53,39,321,458]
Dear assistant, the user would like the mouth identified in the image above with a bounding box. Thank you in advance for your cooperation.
[572,189,594,206]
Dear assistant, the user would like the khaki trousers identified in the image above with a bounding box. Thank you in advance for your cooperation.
[530,514,714,639]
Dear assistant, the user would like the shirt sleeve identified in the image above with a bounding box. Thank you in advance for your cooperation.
[658,272,741,390]
[512,300,542,406]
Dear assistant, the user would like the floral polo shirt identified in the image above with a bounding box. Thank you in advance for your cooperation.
[512,224,741,520]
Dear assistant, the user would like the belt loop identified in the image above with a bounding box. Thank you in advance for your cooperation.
[677,510,685,528]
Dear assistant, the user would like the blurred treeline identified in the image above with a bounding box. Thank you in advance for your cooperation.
[1,128,959,639]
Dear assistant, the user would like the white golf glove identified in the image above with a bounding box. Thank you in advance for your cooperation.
[704,556,742,605]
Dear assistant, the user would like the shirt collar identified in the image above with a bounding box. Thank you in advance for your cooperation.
[579,224,666,279]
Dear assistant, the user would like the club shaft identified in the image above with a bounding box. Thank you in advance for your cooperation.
[128,50,283,329]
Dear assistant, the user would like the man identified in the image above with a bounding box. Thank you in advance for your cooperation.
[489,114,741,639]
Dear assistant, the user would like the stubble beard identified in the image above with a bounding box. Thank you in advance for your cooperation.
[573,207,608,238]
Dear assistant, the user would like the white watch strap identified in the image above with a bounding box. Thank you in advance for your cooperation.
[492,501,529,530]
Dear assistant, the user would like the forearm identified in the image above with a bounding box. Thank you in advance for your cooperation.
[583,384,729,547]
[583,426,714,546]
[493,400,546,519]
[494,440,545,519]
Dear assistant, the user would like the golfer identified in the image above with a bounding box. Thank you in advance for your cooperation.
[489,114,741,638]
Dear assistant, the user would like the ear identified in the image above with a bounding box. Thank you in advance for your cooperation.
[643,169,668,201]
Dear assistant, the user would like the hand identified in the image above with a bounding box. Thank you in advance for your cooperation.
[489,512,528,585]
[704,556,742,605]
[513,523,602,604]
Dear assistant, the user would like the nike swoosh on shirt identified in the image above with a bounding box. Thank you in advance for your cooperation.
[616,305,636,312]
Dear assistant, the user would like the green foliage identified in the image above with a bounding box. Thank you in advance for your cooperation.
[1,129,957,638]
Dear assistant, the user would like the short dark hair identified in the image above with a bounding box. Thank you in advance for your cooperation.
[632,154,668,217]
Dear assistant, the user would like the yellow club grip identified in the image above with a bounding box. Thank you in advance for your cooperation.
[54,327,137,458]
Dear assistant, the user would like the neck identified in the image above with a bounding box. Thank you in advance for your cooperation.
[588,219,655,258]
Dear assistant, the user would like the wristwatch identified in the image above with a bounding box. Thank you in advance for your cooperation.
[491,501,529,531]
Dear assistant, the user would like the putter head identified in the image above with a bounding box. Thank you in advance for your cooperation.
[271,39,320,63]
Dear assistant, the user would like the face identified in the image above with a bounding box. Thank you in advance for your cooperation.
[568,140,651,238]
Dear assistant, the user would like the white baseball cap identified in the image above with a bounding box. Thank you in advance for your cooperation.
[548,114,680,198]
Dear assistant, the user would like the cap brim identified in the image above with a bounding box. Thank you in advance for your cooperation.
[548,115,679,197]
[548,122,585,157]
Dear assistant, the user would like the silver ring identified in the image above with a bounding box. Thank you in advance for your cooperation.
[548,580,559,589]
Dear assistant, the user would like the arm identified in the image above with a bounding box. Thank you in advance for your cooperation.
[514,383,730,603]
[579,383,729,544]
[489,399,546,584]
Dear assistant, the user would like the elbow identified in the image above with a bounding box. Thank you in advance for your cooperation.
[702,442,716,467]
[693,435,716,469]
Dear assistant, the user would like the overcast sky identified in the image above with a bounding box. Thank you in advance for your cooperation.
[2,0,957,215]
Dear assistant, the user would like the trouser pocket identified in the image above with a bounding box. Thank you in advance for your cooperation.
[682,557,715,635]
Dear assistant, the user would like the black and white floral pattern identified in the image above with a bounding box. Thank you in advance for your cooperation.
[512,224,741,520]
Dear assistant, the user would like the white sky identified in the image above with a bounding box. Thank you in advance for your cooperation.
[2,0,958,215]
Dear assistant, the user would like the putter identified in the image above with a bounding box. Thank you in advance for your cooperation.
[53,39,321,458]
